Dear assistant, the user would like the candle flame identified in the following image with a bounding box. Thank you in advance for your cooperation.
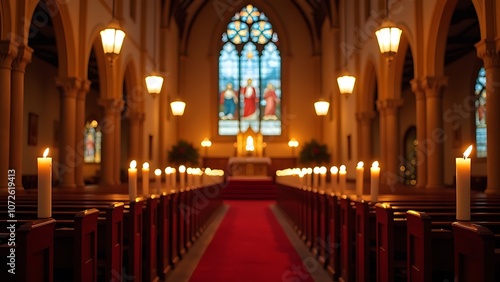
[463,145,473,159]
[143,162,149,169]
[43,148,49,158]
[179,165,186,173]
[313,166,320,173]
[130,160,137,169]
[372,161,379,168]
[330,166,338,174]
[165,166,172,174]
[319,166,327,174]
[340,165,346,172]
[357,161,364,168]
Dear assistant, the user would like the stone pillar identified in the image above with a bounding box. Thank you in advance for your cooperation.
[113,101,124,184]
[356,111,375,163]
[477,40,500,194]
[410,79,427,188]
[0,41,17,188]
[56,77,81,189]
[422,76,448,188]
[376,100,387,181]
[98,99,122,186]
[128,112,144,162]
[75,80,91,187]
[9,45,32,189]
[378,99,403,187]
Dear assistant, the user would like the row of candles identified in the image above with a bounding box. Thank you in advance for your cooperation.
[276,161,380,202]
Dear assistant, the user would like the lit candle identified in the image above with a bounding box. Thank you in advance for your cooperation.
[320,166,327,191]
[171,168,176,191]
[128,160,137,201]
[339,165,347,194]
[313,166,320,190]
[456,145,473,221]
[154,169,162,194]
[187,167,193,188]
[370,161,380,202]
[306,168,312,188]
[356,161,364,197]
[164,167,172,190]
[179,165,186,190]
[37,148,52,218]
[330,166,338,193]
[142,162,150,196]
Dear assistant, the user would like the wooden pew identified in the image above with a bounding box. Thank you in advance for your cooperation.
[157,193,171,280]
[327,193,341,281]
[97,202,125,282]
[123,197,145,281]
[169,192,180,267]
[142,196,159,282]
[0,218,56,282]
[452,221,500,281]
[340,195,356,282]
[53,208,99,282]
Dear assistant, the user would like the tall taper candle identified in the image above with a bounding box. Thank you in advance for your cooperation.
[165,167,172,190]
[370,161,380,202]
[320,166,327,191]
[142,162,150,196]
[313,166,320,190]
[330,166,338,193]
[155,169,162,194]
[456,145,473,221]
[306,168,313,188]
[356,161,364,197]
[339,165,347,194]
[37,148,52,218]
[128,160,137,201]
[179,165,186,190]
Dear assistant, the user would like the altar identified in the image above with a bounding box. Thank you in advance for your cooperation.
[228,157,271,177]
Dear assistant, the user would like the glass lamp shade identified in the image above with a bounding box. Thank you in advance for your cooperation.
[145,74,164,95]
[314,99,330,116]
[375,20,402,61]
[100,19,126,56]
[337,73,356,95]
[170,99,186,116]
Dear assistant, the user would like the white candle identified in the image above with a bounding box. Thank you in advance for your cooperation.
[456,145,473,221]
[313,166,320,190]
[339,165,347,194]
[142,162,150,196]
[370,161,380,202]
[306,168,312,188]
[154,169,162,194]
[128,160,137,201]
[171,168,176,191]
[187,167,193,188]
[37,148,52,218]
[356,161,364,197]
[164,167,172,190]
[320,166,327,191]
[330,166,338,193]
[179,165,186,190]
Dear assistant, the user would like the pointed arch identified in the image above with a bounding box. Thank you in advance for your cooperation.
[359,57,379,113]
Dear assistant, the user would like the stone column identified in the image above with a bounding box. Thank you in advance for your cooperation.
[0,41,17,188]
[113,100,124,184]
[56,77,81,189]
[98,98,122,186]
[356,111,375,162]
[410,79,427,188]
[128,112,144,162]
[477,40,500,194]
[422,76,448,188]
[376,100,387,183]
[9,45,32,189]
[378,99,403,187]
[75,80,91,187]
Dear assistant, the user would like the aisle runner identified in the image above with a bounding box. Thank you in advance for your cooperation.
[189,200,313,282]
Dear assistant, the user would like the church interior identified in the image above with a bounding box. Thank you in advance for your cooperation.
[1,0,499,281]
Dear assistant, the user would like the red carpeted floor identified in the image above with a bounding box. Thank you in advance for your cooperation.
[189,200,314,282]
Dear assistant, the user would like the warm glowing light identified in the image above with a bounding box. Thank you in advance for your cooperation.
[154,169,161,176]
[340,165,346,173]
[201,138,212,148]
[165,166,172,174]
[314,99,330,116]
[130,160,137,169]
[179,165,186,173]
[337,73,356,95]
[372,161,379,168]
[319,166,327,174]
[187,167,192,174]
[463,145,473,159]
[330,166,338,174]
[246,136,255,151]
[357,161,364,168]
[43,148,49,158]
[307,168,313,174]
[145,74,164,94]
[375,21,402,61]
[288,138,299,148]
[100,19,126,57]
[313,166,320,174]
[143,162,149,169]
[170,99,186,116]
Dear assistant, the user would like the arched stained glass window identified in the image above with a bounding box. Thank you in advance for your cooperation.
[218,4,281,136]
[475,67,487,158]
[84,120,102,163]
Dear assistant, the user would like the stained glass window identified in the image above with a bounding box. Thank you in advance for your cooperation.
[218,4,281,136]
[475,67,487,158]
[84,120,102,163]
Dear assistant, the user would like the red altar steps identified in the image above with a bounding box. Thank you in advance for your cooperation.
[222,177,277,199]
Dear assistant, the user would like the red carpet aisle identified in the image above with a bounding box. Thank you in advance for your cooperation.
[189,200,314,282]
